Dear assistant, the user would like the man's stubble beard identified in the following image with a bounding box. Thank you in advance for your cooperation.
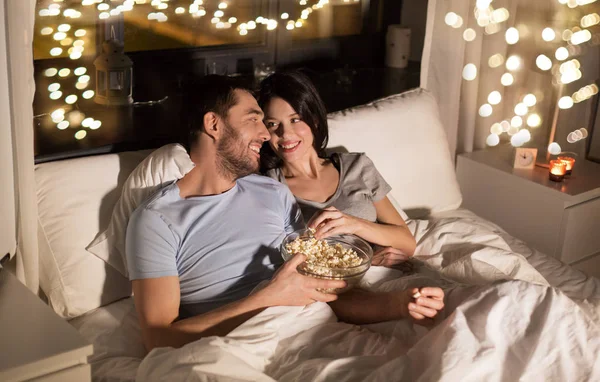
[215,120,260,180]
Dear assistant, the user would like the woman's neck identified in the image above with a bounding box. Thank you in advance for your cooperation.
[281,150,325,179]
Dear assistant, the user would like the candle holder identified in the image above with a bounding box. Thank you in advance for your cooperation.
[549,160,567,182]
[558,156,576,176]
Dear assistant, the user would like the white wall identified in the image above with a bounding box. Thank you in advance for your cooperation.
[401,0,429,62]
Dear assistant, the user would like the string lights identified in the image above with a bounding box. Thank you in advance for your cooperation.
[444,0,596,152]
[36,0,346,142]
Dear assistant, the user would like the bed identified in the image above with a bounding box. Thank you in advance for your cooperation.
[35,89,600,381]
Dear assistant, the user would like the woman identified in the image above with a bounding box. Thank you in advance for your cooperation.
[258,71,444,324]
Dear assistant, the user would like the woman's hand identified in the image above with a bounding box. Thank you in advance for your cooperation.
[308,206,366,240]
[371,246,410,267]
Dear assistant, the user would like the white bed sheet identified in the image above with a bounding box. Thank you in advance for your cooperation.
[69,209,600,382]
[69,297,143,382]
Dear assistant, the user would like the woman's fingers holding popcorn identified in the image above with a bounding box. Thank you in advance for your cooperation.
[314,221,348,239]
[313,214,362,239]
[307,207,343,230]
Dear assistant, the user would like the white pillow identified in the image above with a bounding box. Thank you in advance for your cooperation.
[326,88,462,218]
[86,144,195,277]
[36,150,148,318]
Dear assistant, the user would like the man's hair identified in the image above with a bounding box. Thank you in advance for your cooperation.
[183,75,254,152]
[257,70,329,171]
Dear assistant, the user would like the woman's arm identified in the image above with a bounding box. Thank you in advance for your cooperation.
[308,196,416,256]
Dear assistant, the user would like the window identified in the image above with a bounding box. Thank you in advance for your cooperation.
[32,0,399,160]
[122,0,267,52]
[291,0,364,41]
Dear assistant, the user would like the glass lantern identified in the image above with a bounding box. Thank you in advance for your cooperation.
[93,38,133,106]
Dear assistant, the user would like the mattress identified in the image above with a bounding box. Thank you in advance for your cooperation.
[70,209,600,382]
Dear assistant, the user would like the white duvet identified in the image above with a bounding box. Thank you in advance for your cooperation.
[72,209,600,382]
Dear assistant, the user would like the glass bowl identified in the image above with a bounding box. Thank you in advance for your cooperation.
[280,229,373,294]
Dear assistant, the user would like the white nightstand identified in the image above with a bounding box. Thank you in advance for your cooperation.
[456,148,600,279]
[0,269,93,381]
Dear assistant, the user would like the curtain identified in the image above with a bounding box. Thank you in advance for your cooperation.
[0,0,38,293]
[421,0,578,159]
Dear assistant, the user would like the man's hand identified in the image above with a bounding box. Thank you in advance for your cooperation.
[257,253,347,307]
[408,287,445,322]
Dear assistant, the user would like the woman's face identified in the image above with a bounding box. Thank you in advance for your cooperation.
[264,97,315,164]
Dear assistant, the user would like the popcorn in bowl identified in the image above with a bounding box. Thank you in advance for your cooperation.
[285,234,363,277]
[280,229,373,294]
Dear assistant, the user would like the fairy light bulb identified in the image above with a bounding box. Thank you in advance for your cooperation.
[463,28,476,42]
[527,114,542,127]
[548,142,562,155]
[479,104,493,117]
[514,103,528,116]
[486,133,500,146]
[505,27,519,44]
[505,56,521,71]
[490,123,503,135]
[488,91,502,105]
[462,63,477,81]
[555,47,569,61]
[542,27,556,41]
[57,121,70,130]
[488,54,505,68]
[501,73,514,86]
[75,130,87,140]
[536,55,552,71]
[558,96,574,109]
[511,116,523,128]
[445,12,459,26]
[523,94,537,107]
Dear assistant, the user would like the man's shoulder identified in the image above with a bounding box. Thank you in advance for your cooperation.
[238,174,288,193]
[131,182,178,221]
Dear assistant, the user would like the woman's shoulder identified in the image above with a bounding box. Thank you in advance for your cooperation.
[334,152,376,170]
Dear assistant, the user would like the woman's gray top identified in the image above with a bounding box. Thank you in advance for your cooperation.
[266,152,392,224]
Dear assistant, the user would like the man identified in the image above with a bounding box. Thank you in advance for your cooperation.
[126,76,345,351]
[126,76,443,352]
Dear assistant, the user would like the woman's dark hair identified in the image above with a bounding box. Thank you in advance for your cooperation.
[182,75,253,153]
[258,70,329,171]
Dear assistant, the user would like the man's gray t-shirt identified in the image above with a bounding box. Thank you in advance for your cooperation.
[266,152,392,223]
[125,174,304,318]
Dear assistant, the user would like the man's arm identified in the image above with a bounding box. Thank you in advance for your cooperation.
[133,254,346,352]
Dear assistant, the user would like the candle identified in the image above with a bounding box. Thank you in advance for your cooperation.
[549,160,567,182]
[558,156,576,175]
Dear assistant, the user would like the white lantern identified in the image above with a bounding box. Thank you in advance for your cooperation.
[93,38,133,106]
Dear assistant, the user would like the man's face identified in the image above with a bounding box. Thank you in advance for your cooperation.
[216,89,269,179]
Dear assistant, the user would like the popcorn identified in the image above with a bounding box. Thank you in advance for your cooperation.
[285,233,362,277]
[413,291,422,299]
